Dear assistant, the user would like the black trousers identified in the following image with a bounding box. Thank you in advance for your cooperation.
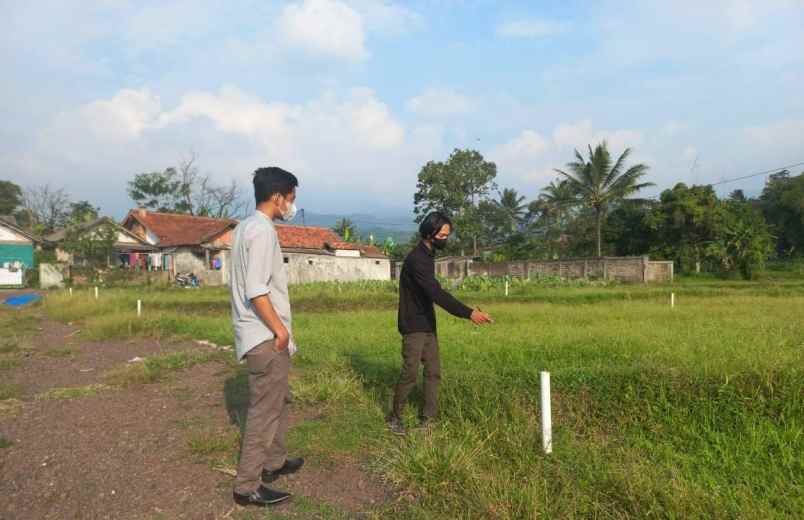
[392,332,441,419]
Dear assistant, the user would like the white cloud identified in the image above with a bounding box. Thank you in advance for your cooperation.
[406,88,475,118]
[496,18,570,38]
[489,121,647,192]
[277,0,369,61]
[346,0,423,36]
[552,120,643,152]
[744,118,804,151]
[30,85,421,212]
[46,88,163,143]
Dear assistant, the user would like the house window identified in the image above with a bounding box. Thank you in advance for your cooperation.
[375,261,381,265]
[308,259,314,265]
[283,257,289,264]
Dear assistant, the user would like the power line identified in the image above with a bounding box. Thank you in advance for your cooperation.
[708,161,804,187]
[539,160,804,208]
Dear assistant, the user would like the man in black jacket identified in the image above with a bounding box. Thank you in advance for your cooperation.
[388,211,493,435]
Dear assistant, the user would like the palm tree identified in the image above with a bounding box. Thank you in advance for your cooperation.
[495,188,527,233]
[554,141,653,256]
[538,179,576,227]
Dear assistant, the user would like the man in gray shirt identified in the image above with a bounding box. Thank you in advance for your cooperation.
[230,167,303,508]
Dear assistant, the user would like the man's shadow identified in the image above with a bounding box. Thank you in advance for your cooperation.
[223,368,249,432]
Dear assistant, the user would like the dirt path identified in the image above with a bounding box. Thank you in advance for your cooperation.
[0,312,390,519]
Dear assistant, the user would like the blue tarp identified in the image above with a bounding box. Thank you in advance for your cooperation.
[3,294,41,306]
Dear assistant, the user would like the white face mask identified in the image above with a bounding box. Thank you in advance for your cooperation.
[281,200,297,221]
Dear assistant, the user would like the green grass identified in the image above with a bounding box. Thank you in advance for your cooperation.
[0,382,21,401]
[43,347,76,358]
[104,349,230,386]
[0,357,21,370]
[0,435,12,449]
[187,429,240,458]
[38,279,804,519]
[36,384,110,400]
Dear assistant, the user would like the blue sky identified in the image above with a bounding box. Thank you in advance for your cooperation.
[2,0,803,219]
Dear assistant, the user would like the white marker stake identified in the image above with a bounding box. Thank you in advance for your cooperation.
[505,280,509,297]
[540,371,552,454]
[671,292,675,308]
[94,286,99,300]
[69,288,73,297]
[137,299,142,317]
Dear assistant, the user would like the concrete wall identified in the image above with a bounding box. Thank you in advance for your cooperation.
[284,252,391,285]
[646,261,674,283]
[173,248,207,275]
[441,256,673,283]
[39,263,67,289]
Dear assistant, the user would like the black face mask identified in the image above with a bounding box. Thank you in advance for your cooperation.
[432,238,448,250]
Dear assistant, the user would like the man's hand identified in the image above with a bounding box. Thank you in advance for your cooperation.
[274,327,290,352]
[470,309,494,325]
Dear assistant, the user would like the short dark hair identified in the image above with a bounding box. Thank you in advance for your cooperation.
[419,211,453,239]
[253,167,299,205]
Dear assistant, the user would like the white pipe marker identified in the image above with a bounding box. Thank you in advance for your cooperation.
[671,292,675,308]
[505,280,509,297]
[540,371,553,454]
[68,288,72,297]
[94,286,99,300]
[137,299,142,317]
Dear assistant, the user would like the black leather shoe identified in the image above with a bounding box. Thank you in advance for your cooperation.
[233,486,291,507]
[262,457,305,483]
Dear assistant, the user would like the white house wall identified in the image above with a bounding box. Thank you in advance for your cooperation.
[0,225,31,243]
[284,253,390,284]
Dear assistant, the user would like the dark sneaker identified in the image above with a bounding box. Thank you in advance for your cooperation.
[262,457,305,483]
[233,486,291,507]
[386,415,407,436]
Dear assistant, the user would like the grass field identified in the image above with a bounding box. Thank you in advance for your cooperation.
[36,275,804,519]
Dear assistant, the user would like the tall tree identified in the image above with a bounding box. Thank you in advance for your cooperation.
[495,188,527,233]
[644,183,721,272]
[127,153,247,218]
[332,218,358,242]
[760,170,804,257]
[706,200,773,280]
[62,219,118,268]
[0,180,23,215]
[67,200,99,225]
[21,184,71,233]
[413,149,497,256]
[554,141,653,256]
[127,167,183,212]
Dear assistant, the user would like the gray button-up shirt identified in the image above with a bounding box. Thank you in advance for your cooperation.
[229,211,293,361]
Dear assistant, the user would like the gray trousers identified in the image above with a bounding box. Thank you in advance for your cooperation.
[234,340,290,494]
[392,332,441,420]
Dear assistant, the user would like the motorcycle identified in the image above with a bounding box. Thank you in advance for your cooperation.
[175,272,200,288]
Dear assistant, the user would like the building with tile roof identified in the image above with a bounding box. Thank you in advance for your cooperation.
[121,209,390,285]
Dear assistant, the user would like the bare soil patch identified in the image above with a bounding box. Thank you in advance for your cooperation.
[0,313,389,519]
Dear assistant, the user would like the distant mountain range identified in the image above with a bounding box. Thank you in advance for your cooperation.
[296,211,417,244]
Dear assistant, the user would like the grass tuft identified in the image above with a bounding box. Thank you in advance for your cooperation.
[36,384,110,400]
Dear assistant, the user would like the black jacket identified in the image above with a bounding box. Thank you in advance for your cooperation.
[397,241,473,335]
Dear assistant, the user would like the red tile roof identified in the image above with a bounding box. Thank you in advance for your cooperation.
[122,210,388,258]
[123,210,237,247]
[275,224,361,251]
